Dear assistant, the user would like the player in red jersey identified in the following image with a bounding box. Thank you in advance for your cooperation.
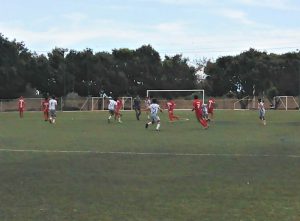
[207,97,215,121]
[114,97,123,123]
[166,98,179,122]
[41,97,49,121]
[192,95,208,129]
[18,96,25,118]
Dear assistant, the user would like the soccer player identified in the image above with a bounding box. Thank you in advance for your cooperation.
[166,98,179,122]
[208,97,215,121]
[192,95,208,129]
[41,97,49,121]
[202,103,209,121]
[48,96,58,124]
[18,96,25,118]
[114,97,123,123]
[133,95,141,120]
[108,97,117,123]
[145,98,163,131]
[144,96,151,119]
[258,98,266,125]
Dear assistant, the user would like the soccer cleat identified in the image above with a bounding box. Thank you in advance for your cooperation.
[145,123,148,129]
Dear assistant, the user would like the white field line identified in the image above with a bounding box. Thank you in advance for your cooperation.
[0,148,300,158]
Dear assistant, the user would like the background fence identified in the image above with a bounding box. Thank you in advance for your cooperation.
[0,96,299,112]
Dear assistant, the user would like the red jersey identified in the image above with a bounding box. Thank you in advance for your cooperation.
[42,100,49,112]
[166,100,176,112]
[193,99,203,113]
[116,99,122,110]
[18,99,25,109]
[208,98,215,111]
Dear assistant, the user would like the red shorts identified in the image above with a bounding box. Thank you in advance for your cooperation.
[195,110,203,119]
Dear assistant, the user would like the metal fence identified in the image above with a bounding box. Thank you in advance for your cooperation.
[1,96,299,112]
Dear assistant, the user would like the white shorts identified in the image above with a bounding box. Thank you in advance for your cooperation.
[150,114,160,123]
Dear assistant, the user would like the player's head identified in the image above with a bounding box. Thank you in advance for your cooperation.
[20,96,23,99]
[194,95,198,99]
[152,98,157,104]
[258,98,262,102]
[114,97,118,101]
[52,95,55,99]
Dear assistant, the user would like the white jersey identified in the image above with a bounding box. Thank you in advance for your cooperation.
[108,99,117,110]
[145,99,151,108]
[150,103,160,115]
[258,102,265,110]
[258,102,265,111]
[202,104,208,114]
[258,101,265,116]
[49,99,57,110]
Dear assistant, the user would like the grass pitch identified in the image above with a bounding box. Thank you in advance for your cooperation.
[0,110,300,220]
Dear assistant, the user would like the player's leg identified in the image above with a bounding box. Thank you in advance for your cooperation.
[138,108,141,120]
[52,111,57,123]
[155,116,161,131]
[19,109,23,118]
[117,110,122,123]
[172,111,179,120]
[260,110,266,125]
[196,112,208,128]
[208,110,214,121]
[108,110,114,123]
[44,111,48,121]
[168,111,173,121]
[145,114,154,128]
[135,108,140,120]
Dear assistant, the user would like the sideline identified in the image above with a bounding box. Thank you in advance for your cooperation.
[0,148,300,158]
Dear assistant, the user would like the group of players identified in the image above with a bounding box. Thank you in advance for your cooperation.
[17,94,266,129]
[18,95,58,124]
[106,95,216,131]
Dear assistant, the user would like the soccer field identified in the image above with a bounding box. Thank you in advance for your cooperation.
[0,110,300,220]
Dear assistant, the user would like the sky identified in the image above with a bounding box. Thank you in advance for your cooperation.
[1,0,300,63]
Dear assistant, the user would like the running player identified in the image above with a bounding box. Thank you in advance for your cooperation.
[192,95,208,129]
[18,96,25,118]
[145,98,163,131]
[133,95,141,120]
[41,97,49,121]
[48,96,58,124]
[208,97,215,121]
[166,98,179,122]
[202,103,209,121]
[114,97,123,123]
[108,97,117,123]
[258,98,266,125]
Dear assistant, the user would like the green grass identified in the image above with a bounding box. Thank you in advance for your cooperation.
[0,110,300,221]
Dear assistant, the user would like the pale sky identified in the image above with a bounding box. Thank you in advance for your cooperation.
[1,0,300,62]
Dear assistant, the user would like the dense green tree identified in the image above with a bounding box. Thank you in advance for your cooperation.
[1,33,299,100]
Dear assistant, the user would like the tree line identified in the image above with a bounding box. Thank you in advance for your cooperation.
[1,33,299,101]
[204,48,300,102]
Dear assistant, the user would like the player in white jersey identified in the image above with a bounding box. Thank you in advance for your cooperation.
[145,98,163,131]
[202,103,209,121]
[258,98,266,125]
[107,98,117,123]
[48,96,58,124]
